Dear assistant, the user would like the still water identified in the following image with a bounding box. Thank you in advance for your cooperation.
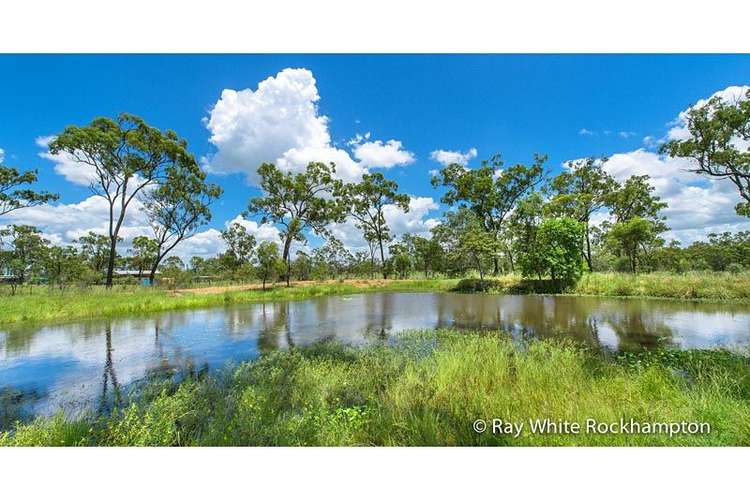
[2,292,750,424]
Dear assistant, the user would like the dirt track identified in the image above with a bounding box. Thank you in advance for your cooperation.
[177,279,393,295]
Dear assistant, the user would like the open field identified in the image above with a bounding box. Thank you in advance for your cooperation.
[3,329,749,446]
[2,272,750,326]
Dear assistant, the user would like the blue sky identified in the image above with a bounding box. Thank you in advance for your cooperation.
[2,54,750,257]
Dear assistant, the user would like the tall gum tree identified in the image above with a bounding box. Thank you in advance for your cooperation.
[339,172,409,279]
[547,157,618,271]
[247,161,344,286]
[49,113,201,287]
[661,89,750,216]
[432,153,546,274]
[143,163,222,283]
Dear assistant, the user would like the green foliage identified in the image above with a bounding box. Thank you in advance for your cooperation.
[607,217,658,273]
[4,331,750,446]
[534,217,585,285]
[607,174,668,227]
[255,241,284,290]
[0,225,49,293]
[129,236,158,277]
[311,238,352,280]
[547,157,617,270]
[661,89,750,216]
[143,161,222,281]
[49,113,204,287]
[44,245,91,289]
[0,163,58,217]
[457,216,500,282]
[338,172,409,278]
[247,162,344,285]
[432,153,546,235]
[220,222,257,275]
[75,231,113,279]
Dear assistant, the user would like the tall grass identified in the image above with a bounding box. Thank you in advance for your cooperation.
[3,330,749,446]
[572,271,750,301]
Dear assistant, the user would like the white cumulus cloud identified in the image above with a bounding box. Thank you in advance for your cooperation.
[352,139,415,168]
[203,67,413,184]
[328,196,440,251]
[35,135,98,186]
[601,149,750,244]
[429,147,477,167]
[667,85,750,142]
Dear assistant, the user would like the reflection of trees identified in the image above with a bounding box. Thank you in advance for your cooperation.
[432,294,678,351]
[98,323,121,414]
[256,302,293,354]
[363,293,394,340]
[597,300,676,351]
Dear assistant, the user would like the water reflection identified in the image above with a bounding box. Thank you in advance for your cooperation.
[1,292,750,424]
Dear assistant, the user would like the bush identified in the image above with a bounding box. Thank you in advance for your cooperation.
[727,263,744,274]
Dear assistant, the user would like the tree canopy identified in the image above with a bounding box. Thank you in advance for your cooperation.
[49,113,206,287]
[661,89,750,216]
[0,164,58,217]
[247,161,344,286]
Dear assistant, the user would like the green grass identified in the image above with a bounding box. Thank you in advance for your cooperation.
[3,330,749,446]
[570,272,750,301]
[0,279,457,325]
[454,271,750,302]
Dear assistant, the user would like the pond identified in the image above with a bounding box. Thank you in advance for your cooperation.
[2,292,750,426]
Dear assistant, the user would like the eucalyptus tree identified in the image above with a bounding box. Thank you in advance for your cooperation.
[312,237,352,280]
[606,174,667,227]
[143,164,222,283]
[603,175,668,272]
[457,216,501,286]
[0,225,49,294]
[76,231,115,278]
[49,113,202,287]
[401,233,443,277]
[255,241,283,290]
[339,172,409,278]
[129,236,159,279]
[247,161,344,286]
[661,88,750,216]
[430,207,477,276]
[530,217,585,286]
[432,153,546,273]
[0,163,58,217]
[607,217,658,273]
[509,192,547,279]
[220,222,257,271]
[547,157,618,271]
[45,245,89,289]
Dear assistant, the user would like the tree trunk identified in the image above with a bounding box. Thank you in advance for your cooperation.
[281,235,292,287]
[105,236,117,288]
[492,256,499,276]
[148,255,163,285]
[378,237,387,279]
[584,222,594,272]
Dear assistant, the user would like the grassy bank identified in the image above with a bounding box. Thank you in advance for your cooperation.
[457,271,750,302]
[571,272,750,301]
[0,279,456,325]
[3,330,749,446]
